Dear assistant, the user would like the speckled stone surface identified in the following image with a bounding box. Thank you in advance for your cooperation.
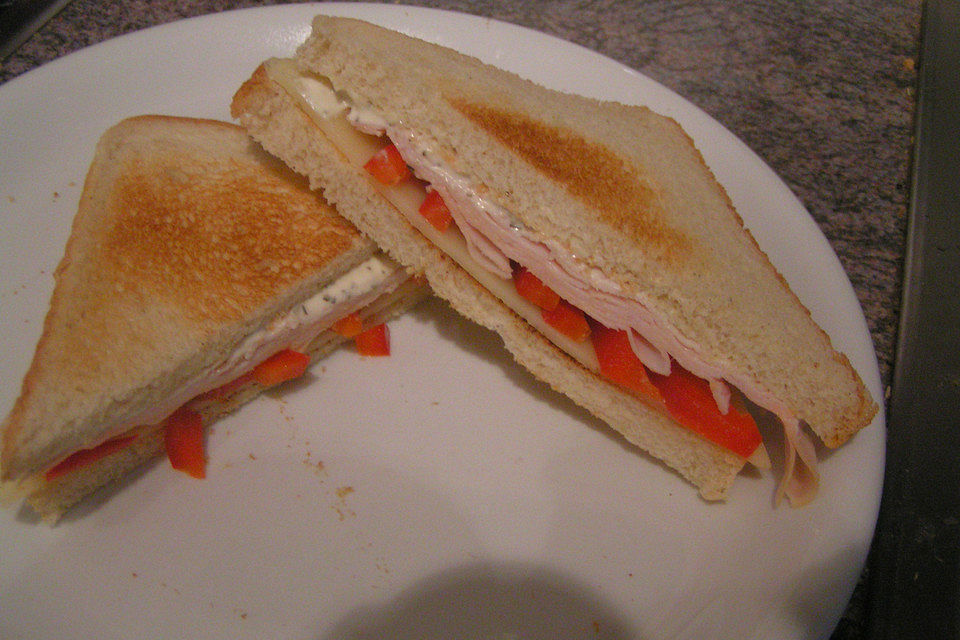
[0,1,923,637]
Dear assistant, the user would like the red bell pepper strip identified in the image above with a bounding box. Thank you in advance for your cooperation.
[44,434,138,481]
[355,323,390,356]
[251,349,311,387]
[513,267,560,311]
[648,366,762,459]
[363,143,410,185]
[589,322,662,401]
[163,406,206,479]
[590,320,761,458]
[332,312,364,338]
[541,299,591,342]
[418,189,454,232]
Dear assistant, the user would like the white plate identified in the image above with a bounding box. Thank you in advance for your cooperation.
[0,4,884,639]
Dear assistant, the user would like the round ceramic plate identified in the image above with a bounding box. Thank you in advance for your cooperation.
[0,4,883,639]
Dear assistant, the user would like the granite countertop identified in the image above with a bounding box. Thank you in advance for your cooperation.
[0,1,922,638]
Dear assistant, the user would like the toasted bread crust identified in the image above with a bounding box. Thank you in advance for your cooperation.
[232,64,746,500]
[1,116,375,480]
[291,16,876,446]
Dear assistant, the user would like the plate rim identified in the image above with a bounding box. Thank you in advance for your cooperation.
[0,4,885,639]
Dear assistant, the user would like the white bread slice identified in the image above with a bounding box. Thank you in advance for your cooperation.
[232,65,747,500]
[0,116,424,519]
[288,16,876,451]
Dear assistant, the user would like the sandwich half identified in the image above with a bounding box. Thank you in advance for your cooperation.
[0,115,425,520]
[230,16,877,504]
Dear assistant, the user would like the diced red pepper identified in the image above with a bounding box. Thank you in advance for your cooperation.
[648,366,762,459]
[196,349,310,401]
[541,299,591,342]
[164,406,206,479]
[418,189,454,232]
[44,434,138,481]
[363,144,410,185]
[355,323,390,356]
[589,322,661,400]
[251,349,310,387]
[513,267,560,311]
[332,312,364,338]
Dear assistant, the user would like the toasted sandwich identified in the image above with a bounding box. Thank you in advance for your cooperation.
[230,16,877,505]
[0,115,426,520]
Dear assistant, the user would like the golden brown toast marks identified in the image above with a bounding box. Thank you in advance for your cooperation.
[448,98,689,260]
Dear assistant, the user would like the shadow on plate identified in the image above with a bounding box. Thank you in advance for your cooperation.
[318,560,641,640]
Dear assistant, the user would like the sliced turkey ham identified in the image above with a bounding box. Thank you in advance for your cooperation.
[263,59,819,505]
[390,128,818,505]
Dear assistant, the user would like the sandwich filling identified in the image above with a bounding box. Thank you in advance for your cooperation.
[125,253,407,430]
[39,253,412,480]
[265,59,819,504]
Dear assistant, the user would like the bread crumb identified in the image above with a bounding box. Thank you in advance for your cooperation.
[333,485,356,520]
